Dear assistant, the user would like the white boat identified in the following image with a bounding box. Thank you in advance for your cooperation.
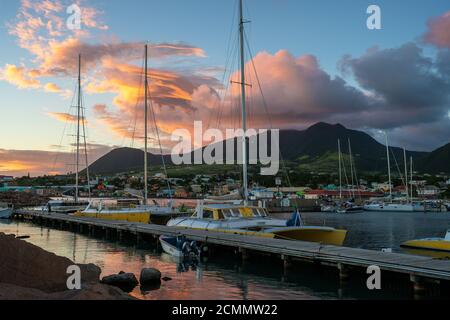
[168,202,347,246]
[159,235,200,259]
[45,199,89,214]
[363,201,424,212]
[0,204,13,219]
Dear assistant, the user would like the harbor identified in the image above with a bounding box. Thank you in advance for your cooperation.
[6,208,450,299]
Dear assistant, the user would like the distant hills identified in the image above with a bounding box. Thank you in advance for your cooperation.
[87,122,448,175]
[417,143,450,174]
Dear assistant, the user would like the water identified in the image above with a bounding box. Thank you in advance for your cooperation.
[1,211,450,300]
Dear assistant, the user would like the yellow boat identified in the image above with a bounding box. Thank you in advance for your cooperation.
[167,203,347,246]
[74,200,180,225]
[401,230,450,252]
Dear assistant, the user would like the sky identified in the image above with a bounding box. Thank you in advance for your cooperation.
[0,0,449,176]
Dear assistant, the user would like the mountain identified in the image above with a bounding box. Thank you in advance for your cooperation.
[416,143,450,174]
[87,122,440,175]
[86,147,172,175]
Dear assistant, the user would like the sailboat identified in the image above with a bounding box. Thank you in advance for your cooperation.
[167,0,347,246]
[363,134,424,212]
[41,54,90,214]
[75,46,180,225]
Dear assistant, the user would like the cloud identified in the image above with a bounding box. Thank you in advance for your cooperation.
[44,82,63,93]
[339,43,450,129]
[0,64,41,89]
[47,112,79,123]
[424,11,450,48]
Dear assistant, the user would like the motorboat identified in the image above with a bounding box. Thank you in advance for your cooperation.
[401,230,450,252]
[336,201,364,214]
[167,202,347,246]
[159,235,201,259]
[45,199,90,214]
[0,203,13,219]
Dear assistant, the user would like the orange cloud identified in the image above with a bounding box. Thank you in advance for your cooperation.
[0,145,113,177]
[47,112,80,123]
[0,64,41,89]
[44,82,63,93]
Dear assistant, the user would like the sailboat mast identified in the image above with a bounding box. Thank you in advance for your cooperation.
[144,44,149,205]
[410,156,413,200]
[239,0,248,204]
[348,139,355,198]
[385,132,392,200]
[403,148,409,203]
[75,54,81,203]
[338,139,342,200]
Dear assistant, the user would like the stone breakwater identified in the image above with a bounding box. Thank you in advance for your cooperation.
[0,232,135,300]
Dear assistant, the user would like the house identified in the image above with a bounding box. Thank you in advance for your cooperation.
[174,187,188,198]
[304,190,383,200]
[190,184,203,194]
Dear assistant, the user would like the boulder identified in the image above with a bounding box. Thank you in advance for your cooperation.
[0,233,100,292]
[101,273,138,292]
[140,268,161,285]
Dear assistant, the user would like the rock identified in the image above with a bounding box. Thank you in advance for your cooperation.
[0,232,134,300]
[0,233,100,293]
[162,276,172,282]
[140,268,161,285]
[0,283,136,300]
[101,273,138,292]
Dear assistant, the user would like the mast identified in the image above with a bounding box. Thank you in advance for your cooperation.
[348,139,355,199]
[385,132,392,200]
[144,44,149,205]
[410,156,413,200]
[75,54,81,203]
[239,0,248,204]
[403,148,409,203]
[338,139,342,200]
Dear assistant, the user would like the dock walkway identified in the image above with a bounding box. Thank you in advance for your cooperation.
[14,210,450,290]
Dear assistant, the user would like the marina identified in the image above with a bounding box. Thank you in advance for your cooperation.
[10,208,450,297]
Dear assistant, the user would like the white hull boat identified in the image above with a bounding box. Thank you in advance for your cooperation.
[363,202,424,212]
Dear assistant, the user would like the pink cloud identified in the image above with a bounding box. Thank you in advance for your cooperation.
[424,11,450,48]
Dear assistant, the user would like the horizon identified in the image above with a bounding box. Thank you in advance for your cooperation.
[1,0,450,176]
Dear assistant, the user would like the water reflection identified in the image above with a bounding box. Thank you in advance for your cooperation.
[1,212,450,300]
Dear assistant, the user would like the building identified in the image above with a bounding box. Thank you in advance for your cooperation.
[0,175,14,184]
[304,190,383,200]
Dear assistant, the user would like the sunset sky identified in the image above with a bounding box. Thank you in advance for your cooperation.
[0,0,449,176]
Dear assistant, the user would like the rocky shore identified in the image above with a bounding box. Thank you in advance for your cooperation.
[0,233,135,300]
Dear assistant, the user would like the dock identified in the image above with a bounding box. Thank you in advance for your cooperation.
[14,209,450,293]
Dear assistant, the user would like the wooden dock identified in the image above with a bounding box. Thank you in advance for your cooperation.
[13,209,450,292]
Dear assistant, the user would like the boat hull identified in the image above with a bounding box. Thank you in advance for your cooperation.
[401,239,450,252]
[75,211,151,223]
[271,227,347,246]
[363,203,423,212]
[0,208,13,219]
[160,236,184,258]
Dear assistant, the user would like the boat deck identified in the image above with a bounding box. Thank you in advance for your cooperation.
[13,210,450,288]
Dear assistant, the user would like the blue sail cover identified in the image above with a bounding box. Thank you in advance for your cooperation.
[286,210,303,227]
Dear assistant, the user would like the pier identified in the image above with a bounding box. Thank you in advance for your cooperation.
[14,209,450,294]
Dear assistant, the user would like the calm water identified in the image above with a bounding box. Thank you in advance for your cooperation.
[1,211,450,300]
